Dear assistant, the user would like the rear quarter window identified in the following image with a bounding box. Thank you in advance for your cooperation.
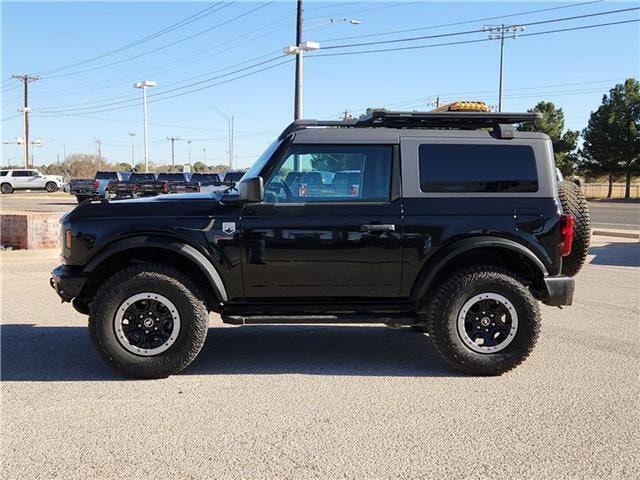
[95,172,119,180]
[418,144,538,193]
[0,171,7,176]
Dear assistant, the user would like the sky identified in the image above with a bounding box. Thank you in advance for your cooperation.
[1,0,639,169]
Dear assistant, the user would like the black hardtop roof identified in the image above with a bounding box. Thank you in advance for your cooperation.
[279,110,542,140]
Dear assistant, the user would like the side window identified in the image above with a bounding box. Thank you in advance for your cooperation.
[264,145,392,203]
[13,171,29,177]
[418,144,538,193]
[0,171,7,177]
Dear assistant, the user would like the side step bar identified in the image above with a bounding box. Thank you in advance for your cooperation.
[222,313,417,326]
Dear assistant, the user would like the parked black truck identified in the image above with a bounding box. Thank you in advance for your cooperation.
[51,108,590,379]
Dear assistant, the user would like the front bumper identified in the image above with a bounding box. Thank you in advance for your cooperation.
[50,265,86,302]
[543,275,575,306]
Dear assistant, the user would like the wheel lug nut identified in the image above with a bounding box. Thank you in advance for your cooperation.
[154,327,158,330]
[138,324,142,328]
[145,330,149,334]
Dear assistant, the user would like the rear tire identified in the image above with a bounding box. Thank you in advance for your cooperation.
[426,266,540,376]
[89,264,209,379]
[1,183,13,194]
[558,181,591,277]
[45,181,58,193]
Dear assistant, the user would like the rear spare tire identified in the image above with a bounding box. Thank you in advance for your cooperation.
[557,181,591,277]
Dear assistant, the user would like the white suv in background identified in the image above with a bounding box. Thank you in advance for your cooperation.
[0,169,64,193]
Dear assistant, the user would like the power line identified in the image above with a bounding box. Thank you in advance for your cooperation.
[37,55,288,114]
[34,2,229,76]
[37,58,294,116]
[42,1,274,80]
[35,51,283,111]
[310,18,640,57]
[331,78,631,118]
[320,6,639,50]
[317,0,604,42]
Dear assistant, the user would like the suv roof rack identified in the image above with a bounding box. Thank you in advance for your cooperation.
[278,110,542,140]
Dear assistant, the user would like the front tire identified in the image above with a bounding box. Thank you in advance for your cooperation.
[1,183,13,194]
[89,264,209,379]
[45,181,58,193]
[426,266,540,376]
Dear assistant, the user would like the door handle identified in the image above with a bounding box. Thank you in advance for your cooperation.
[361,224,395,233]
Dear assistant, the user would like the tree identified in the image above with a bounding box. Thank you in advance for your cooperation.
[608,79,640,198]
[579,101,619,197]
[579,79,640,198]
[192,161,207,172]
[64,154,107,178]
[517,101,579,176]
[113,162,133,172]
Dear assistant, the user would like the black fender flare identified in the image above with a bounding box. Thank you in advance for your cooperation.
[410,236,549,303]
[83,235,228,302]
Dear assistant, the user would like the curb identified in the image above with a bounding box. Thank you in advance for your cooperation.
[592,229,640,240]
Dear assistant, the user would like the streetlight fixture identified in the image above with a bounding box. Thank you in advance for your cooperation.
[283,41,320,120]
[283,1,360,121]
[134,80,156,172]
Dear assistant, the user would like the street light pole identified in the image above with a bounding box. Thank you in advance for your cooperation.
[128,132,136,166]
[134,80,156,172]
[210,107,235,168]
[52,139,66,164]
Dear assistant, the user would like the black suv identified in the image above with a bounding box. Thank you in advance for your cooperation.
[51,110,589,379]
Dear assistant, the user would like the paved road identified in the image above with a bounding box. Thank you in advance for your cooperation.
[0,191,76,213]
[1,237,638,479]
[588,200,640,231]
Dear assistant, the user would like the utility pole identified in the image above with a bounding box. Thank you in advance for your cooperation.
[483,24,524,112]
[187,140,192,164]
[294,0,303,121]
[203,148,207,165]
[12,74,39,168]
[128,132,136,166]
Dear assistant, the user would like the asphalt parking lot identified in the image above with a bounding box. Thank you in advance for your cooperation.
[1,236,638,479]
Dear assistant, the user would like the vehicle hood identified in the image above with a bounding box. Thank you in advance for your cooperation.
[67,191,239,221]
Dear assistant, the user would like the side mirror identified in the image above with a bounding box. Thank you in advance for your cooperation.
[238,176,264,203]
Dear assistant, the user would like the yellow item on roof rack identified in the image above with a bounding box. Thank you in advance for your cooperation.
[431,101,490,113]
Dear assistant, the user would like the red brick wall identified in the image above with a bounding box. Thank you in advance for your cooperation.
[1,212,61,250]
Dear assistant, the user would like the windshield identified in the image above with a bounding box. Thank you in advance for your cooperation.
[95,171,118,180]
[158,173,188,181]
[240,138,283,182]
[191,173,220,183]
[131,173,156,182]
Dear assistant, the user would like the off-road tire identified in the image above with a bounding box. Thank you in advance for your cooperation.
[558,180,591,277]
[426,266,540,376]
[45,181,58,193]
[1,183,13,194]
[89,264,209,379]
